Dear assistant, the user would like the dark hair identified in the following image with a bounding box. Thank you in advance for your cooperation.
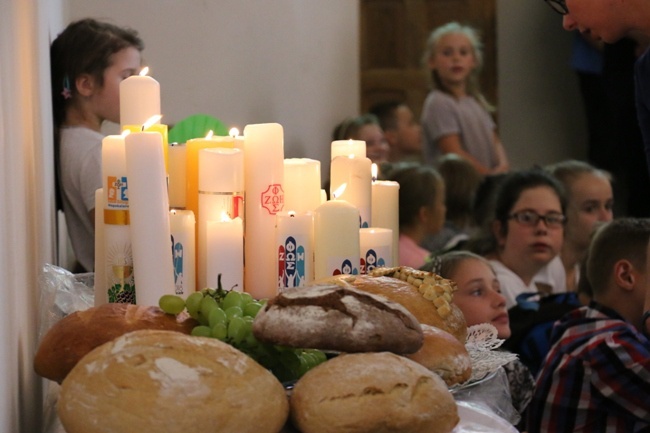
[437,154,482,227]
[332,113,380,141]
[586,218,650,296]
[388,163,443,229]
[368,100,402,131]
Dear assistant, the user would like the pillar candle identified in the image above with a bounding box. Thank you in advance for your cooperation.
[206,216,244,292]
[125,131,175,306]
[359,228,393,274]
[371,179,400,267]
[198,147,244,289]
[101,134,135,304]
[276,211,314,290]
[330,155,372,228]
[331,139,366,159]
[122,123,169,170]
[119,69,160,127]
[94,188,107,306]
[169,209,196,298]
[168,143,187,208]
[313,199,360,279]
[243,123,285,300]
[283,158,321,213]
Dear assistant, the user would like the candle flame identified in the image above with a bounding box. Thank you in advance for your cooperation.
[371,163,378,182]
[205,130,214,139]
[229,127,239,138]
[141,114,162,131]
[120,129,131,137]
[332,183,347,199]
[288,211,296,217]
[220,211,231,222]
[139,66,150,76]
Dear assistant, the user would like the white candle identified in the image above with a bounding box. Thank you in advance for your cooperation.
[169,209,196,298]
[276,211,314,290]
[198,147,244,289]
[206,216,244,292]
[359,228,393,274]
[371,179,400,267]
[314,199,360,279]
[119,68,161,127]
[94,188,107,306]
[330,155,372,227]
[101,134,135,304]
[331,139,366,160]
[243,123,284,299]
[283,158,321,213]
[125,131,175,306]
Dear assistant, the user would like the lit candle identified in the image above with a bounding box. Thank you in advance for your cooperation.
[198,147,244,289]
[243,123,284,300]
[206,215,244,292]
[230,127,245,153]
[169,209,196,298]
[122,115,169,170]
[283,158,321,213]
[330,155,372,227]
[119,67,160,127]
[331,139,366,160]
[276,211,314,290]
[313,186,360,279]
[168,143,186,208]
[125,128,175,306]
[371,165,400,267]
[359,228,393,274]
[94,188,107,306]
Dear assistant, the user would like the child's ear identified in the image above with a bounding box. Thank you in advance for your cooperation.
[492,220,505,247]
[613,259,636,290]
[75,73,96,97]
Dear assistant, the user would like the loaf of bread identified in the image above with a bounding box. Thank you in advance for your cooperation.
[58,329,289,433]
[312,267,468,342]
[252,284,423,354]
[290,352,459,433]
[405,324,472,386]
[34,303,197,383]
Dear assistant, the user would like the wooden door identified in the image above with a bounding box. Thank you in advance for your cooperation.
[360,0,497,119]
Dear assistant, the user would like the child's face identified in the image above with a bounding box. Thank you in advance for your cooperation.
[428,32,477,89]
[450,258,510,339]
[393,105,422,155]
[358,123,390,164]
[562,0,631,44]
[565,173,613,253]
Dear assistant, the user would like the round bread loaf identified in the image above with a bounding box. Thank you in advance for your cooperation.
[58,329,289,433]
[252,284,423,354]
[405,324,472,386]
[34,303,197,383]
[290,352,459,433]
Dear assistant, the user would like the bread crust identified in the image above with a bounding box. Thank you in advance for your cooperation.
[34,303,197,383]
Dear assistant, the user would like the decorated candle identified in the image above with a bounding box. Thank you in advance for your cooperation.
[125,131,175,306]
[359,228,393,274]
[122,119,169,170]
[276,211,314,290]
[198,147,244,289]
[243,123,285,299]
[119,67,160,127]
[371,170,400,267]
[206,216,244,292]
[94,188,107,306]
[331,139,366,159]
[283,158,321,213]
[330,155,372,227]
[169,209,196,298]
[168,143,187,208]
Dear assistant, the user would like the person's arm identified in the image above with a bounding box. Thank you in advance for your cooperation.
[491,132,510,174]
[437,134,492,175]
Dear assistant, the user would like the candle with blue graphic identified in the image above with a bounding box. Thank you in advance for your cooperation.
[359,228,393,274]
[276,211,314,291]
[169,209,196,297]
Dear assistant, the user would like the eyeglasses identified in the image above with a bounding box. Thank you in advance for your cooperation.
[544,0,568,15]
[509,210,566,229]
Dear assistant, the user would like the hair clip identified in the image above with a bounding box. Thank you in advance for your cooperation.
[61,75,72,100]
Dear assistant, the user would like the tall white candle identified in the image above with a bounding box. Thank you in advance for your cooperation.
[168,143,187,208]
[331,139,366,160]
[313,199,360,279]
[119,69,161,127]
[359,228,393,274]
[330,155,372,227]
[125,131,175,306]
[94,188,107,306]
[169,209,196,298]
[276,211,314,290]
[371,179,400,267]
[198,147,244,289]
[206,216,244,292]
[283,158,321,213]
[243,123,284,299]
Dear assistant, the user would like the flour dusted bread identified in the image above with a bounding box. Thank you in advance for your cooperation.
[34,303,197,383]
[252,284,423,354]
[58,329,289,433]
[290,352,459,433]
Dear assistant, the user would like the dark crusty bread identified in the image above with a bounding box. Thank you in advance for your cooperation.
[58,330,289,433]
[34,303,197,383]
[290,352,459,433]
[252,284,423,354]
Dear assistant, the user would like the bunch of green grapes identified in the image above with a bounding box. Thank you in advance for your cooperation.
[159,286,326,382]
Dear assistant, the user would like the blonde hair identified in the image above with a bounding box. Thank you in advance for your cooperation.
[423,21,494,112]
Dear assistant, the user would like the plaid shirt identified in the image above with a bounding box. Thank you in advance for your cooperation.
[526,302,650,433]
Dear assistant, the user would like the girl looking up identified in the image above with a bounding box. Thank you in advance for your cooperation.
[421,22,509,175]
